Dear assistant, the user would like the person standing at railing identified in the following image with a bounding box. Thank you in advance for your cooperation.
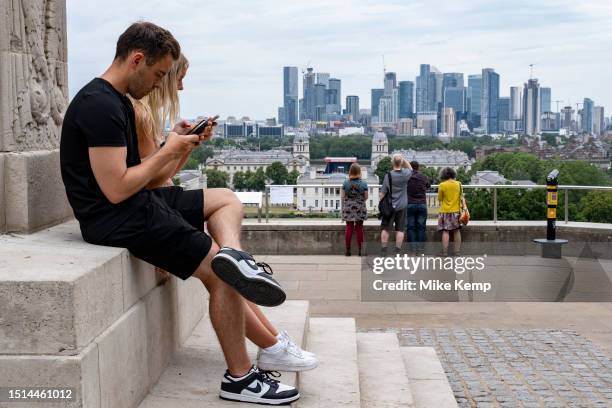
[341,163,368,256]
[379,154,413,255]
[437,167,463,256]
[406,161,430,255]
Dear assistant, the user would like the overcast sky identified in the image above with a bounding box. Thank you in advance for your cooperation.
[66,0,612,121]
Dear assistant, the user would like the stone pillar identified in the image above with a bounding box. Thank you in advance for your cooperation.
[0,0,73,233]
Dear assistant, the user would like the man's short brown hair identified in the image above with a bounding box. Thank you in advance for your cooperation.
[114,21,180,65]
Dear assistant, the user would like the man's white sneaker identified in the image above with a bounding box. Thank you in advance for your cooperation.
[211,247,286,307]
[219,366,299,405]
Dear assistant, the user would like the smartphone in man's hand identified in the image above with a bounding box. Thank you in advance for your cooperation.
[188,115,220,135]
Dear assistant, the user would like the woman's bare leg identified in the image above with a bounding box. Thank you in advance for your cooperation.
[441,230,450,255]
[246,300,279,337]
[452,229,462,254]
[244,300,278,349]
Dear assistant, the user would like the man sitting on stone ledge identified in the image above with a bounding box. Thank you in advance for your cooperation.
[59,21,300,405]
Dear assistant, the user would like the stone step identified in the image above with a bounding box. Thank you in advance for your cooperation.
[297,317,360,407]
[400,347,458,408]
[357,333,415,407]
[138,300,310,408]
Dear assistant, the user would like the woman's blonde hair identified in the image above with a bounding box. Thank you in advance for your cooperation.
[146,53,190,144]
[348,163,362,180]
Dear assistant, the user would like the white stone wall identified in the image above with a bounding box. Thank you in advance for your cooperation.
[1,0,73,233]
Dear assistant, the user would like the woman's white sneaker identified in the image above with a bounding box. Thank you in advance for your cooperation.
[257,334,318,372]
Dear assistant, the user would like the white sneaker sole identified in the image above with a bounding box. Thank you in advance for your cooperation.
[219,390,300,405]
[256,359,319,372]
[211,253,286,307]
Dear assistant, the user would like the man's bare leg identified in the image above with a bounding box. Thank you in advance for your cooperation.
[395,231,405,250]
[193,240,251,376]
[203,188,243,249]
[202,188,283,347]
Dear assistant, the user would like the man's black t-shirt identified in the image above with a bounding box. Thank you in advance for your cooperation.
[60,78,149,242]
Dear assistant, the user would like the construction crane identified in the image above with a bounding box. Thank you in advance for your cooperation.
[553,100,563,113]
[382,55,386,75]
[301,60,312,75]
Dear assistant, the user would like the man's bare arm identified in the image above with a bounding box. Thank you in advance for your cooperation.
[89,132,198,203]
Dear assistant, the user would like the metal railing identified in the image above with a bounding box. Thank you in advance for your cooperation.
[260,184,612,224]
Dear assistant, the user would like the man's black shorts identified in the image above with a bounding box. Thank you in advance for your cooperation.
[84,187,212,280]
[381,207,407,232]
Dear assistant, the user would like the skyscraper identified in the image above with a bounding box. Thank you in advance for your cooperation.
[561,106,574,132]
[398,81,414,119]
[540,87,551,113]
[444,87,466,119]
[316,73,330,87]
[523,79,541,136]
[510,86,522,121]
[282,66,299,127]
[467,74,482,128]
[378,96,393,124]
[442,73,465,89]
[498,97,511,131]
[481,68,500,134]
[303,67,316,120]
[442,107,456,137]
[416,64,437,113]
[346,96,360,120]
[314,83,327,121]
[384,72,397,96]
[326,78,341,115]
[582,98,594,134]
[371,88,384,121]
[594,106,605,136]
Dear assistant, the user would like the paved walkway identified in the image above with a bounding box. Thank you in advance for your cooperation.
[257,255,612,356]
[261,254,612,406]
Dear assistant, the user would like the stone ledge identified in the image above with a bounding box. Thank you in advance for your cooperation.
[240,221,612,255]
[0,220,165,355]
[2,150,73,233]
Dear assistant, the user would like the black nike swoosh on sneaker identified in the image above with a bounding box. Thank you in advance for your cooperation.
[246,383,262,393]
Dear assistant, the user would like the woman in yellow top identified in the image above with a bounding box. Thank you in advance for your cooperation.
[437,167,464,256]
[130,54,318,372]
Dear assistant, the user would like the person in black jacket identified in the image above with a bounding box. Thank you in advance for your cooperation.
[406,161,430,255]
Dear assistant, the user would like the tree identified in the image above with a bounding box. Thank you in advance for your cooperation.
[183,157,199,170]
[206,169,229,188]
[375,156,393,183]
[578,191,612,223]
[190,145,215,164]
[421,166,440,185]
[232,171,248,191]
[248,167,267,191]
[265,161,289,185]
[287,169,300,185]
[456,167,470,184]
[447,139,476,158]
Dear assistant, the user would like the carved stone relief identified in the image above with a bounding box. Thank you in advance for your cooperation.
[0,0,68,151]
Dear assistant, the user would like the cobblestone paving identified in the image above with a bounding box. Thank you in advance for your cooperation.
[364,328,612,408]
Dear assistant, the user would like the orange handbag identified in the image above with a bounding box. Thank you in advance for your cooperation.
[459,183,470,226]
